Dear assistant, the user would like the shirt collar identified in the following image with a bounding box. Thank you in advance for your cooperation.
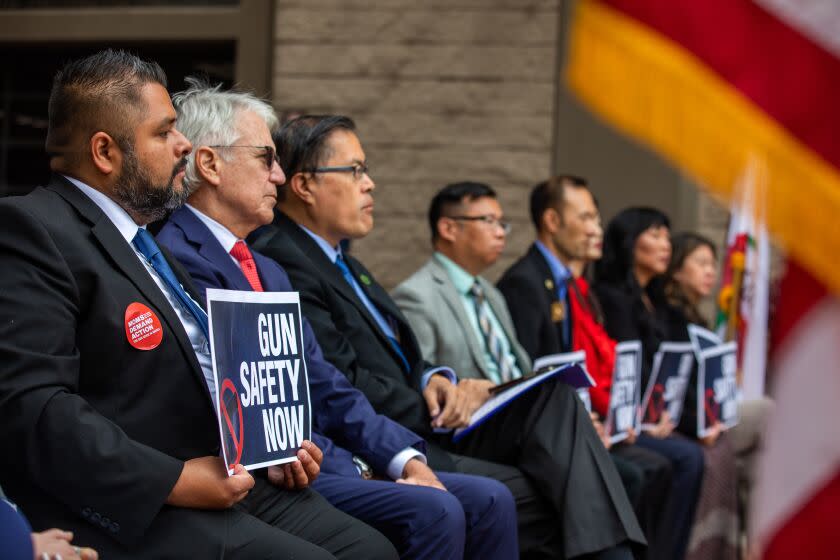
[433,251,476,295]
[298,224,342,264]
[64,175,143,243]
[534,240,571,285]
[185,204,240,254]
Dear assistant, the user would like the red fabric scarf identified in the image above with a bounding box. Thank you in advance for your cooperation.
[570,277,616,417]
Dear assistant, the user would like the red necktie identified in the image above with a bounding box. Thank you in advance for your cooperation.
[230,240,264,292]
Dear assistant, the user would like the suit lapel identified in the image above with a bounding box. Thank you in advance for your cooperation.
[278,214,396,343]
[252,252,289,292]
[528,245,569,344]
[172,207,253,293]
[428,259,490,378]
[48,178,209,397]
[526,243,572,351]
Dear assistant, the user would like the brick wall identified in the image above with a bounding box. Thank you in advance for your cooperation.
[272,0,560,288]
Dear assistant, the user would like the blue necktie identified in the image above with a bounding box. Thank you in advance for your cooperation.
[133,228,209,339]
[334,254,411,373]
[557,279,570,348]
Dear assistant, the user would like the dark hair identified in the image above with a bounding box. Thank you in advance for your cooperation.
[595,206,671,290]
[664,232,717,326]
[529,174,589,231]
[428,181,497,243]
[273,115,356,178]
[46,49,167,161]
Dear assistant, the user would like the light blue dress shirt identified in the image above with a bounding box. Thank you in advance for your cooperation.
[434,252,523,383]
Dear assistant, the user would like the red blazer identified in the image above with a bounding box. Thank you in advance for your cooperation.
[569,277,617,417]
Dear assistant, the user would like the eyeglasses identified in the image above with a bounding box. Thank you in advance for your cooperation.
[304,163,369,181]
[448,215,512,234]
[209,145,279,170]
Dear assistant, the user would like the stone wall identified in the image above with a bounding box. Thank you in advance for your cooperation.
[272,0,561,288]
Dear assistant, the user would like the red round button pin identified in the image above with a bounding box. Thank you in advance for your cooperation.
[124,302,163,350]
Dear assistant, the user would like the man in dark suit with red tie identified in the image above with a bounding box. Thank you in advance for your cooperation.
[155,80,518,560]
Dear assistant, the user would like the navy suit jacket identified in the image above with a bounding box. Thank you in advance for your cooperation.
[157,206,424,478]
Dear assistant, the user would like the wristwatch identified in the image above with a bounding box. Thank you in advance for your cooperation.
[352,455,373,480]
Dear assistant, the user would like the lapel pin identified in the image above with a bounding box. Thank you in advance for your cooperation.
[360,274,372,286]
[544,279,554,291]
[551,301,566,322]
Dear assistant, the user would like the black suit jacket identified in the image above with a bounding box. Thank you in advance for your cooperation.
[497,243,574,359]
[593,281,673,383]
[251,212,455,470]
[0,176,219,547]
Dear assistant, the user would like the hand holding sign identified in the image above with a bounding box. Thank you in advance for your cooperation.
[267,440,323,490]
[167,456,255,509]
[699,422,723,447]
[643,411,676,439]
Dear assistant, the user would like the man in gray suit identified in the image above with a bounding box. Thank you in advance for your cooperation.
[393,181,531,388]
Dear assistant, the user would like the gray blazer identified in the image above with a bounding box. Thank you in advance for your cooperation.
[392,256,532,381]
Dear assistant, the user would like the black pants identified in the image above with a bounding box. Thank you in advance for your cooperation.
[85,478,398,559]
[611,444,673,560]
[449,378,646,559]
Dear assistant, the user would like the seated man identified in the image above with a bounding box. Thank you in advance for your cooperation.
[0,50,395,559]
[250,114,646,560]
[397,180,674,560]
[155,80,517,560]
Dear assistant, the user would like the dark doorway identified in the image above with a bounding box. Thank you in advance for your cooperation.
[0,41,235,197]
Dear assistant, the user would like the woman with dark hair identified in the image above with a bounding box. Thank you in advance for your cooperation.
[665,233,722,440]
[593,207,704,560]
[665,233,718,327]
[666,232,771,560]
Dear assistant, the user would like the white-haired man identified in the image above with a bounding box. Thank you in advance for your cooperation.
[156,80,518,560]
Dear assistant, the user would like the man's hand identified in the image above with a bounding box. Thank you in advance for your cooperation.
[166,456,254,509]
[396,458,447,492]
[643,411,676,439]
[590,412,612,449]
[423,375,470,429]
[457,378,494,418]
[32,529,98,560]
[267,440,323,489]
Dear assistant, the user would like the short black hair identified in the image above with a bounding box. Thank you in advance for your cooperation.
[529,174,589,231]
[428,181,497,244]
[273,115,356,178]
[46,49,167,160]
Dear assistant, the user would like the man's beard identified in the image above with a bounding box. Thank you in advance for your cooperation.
[113,144,189,224]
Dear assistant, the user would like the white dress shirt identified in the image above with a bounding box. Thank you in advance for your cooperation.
[187,206,425,479]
